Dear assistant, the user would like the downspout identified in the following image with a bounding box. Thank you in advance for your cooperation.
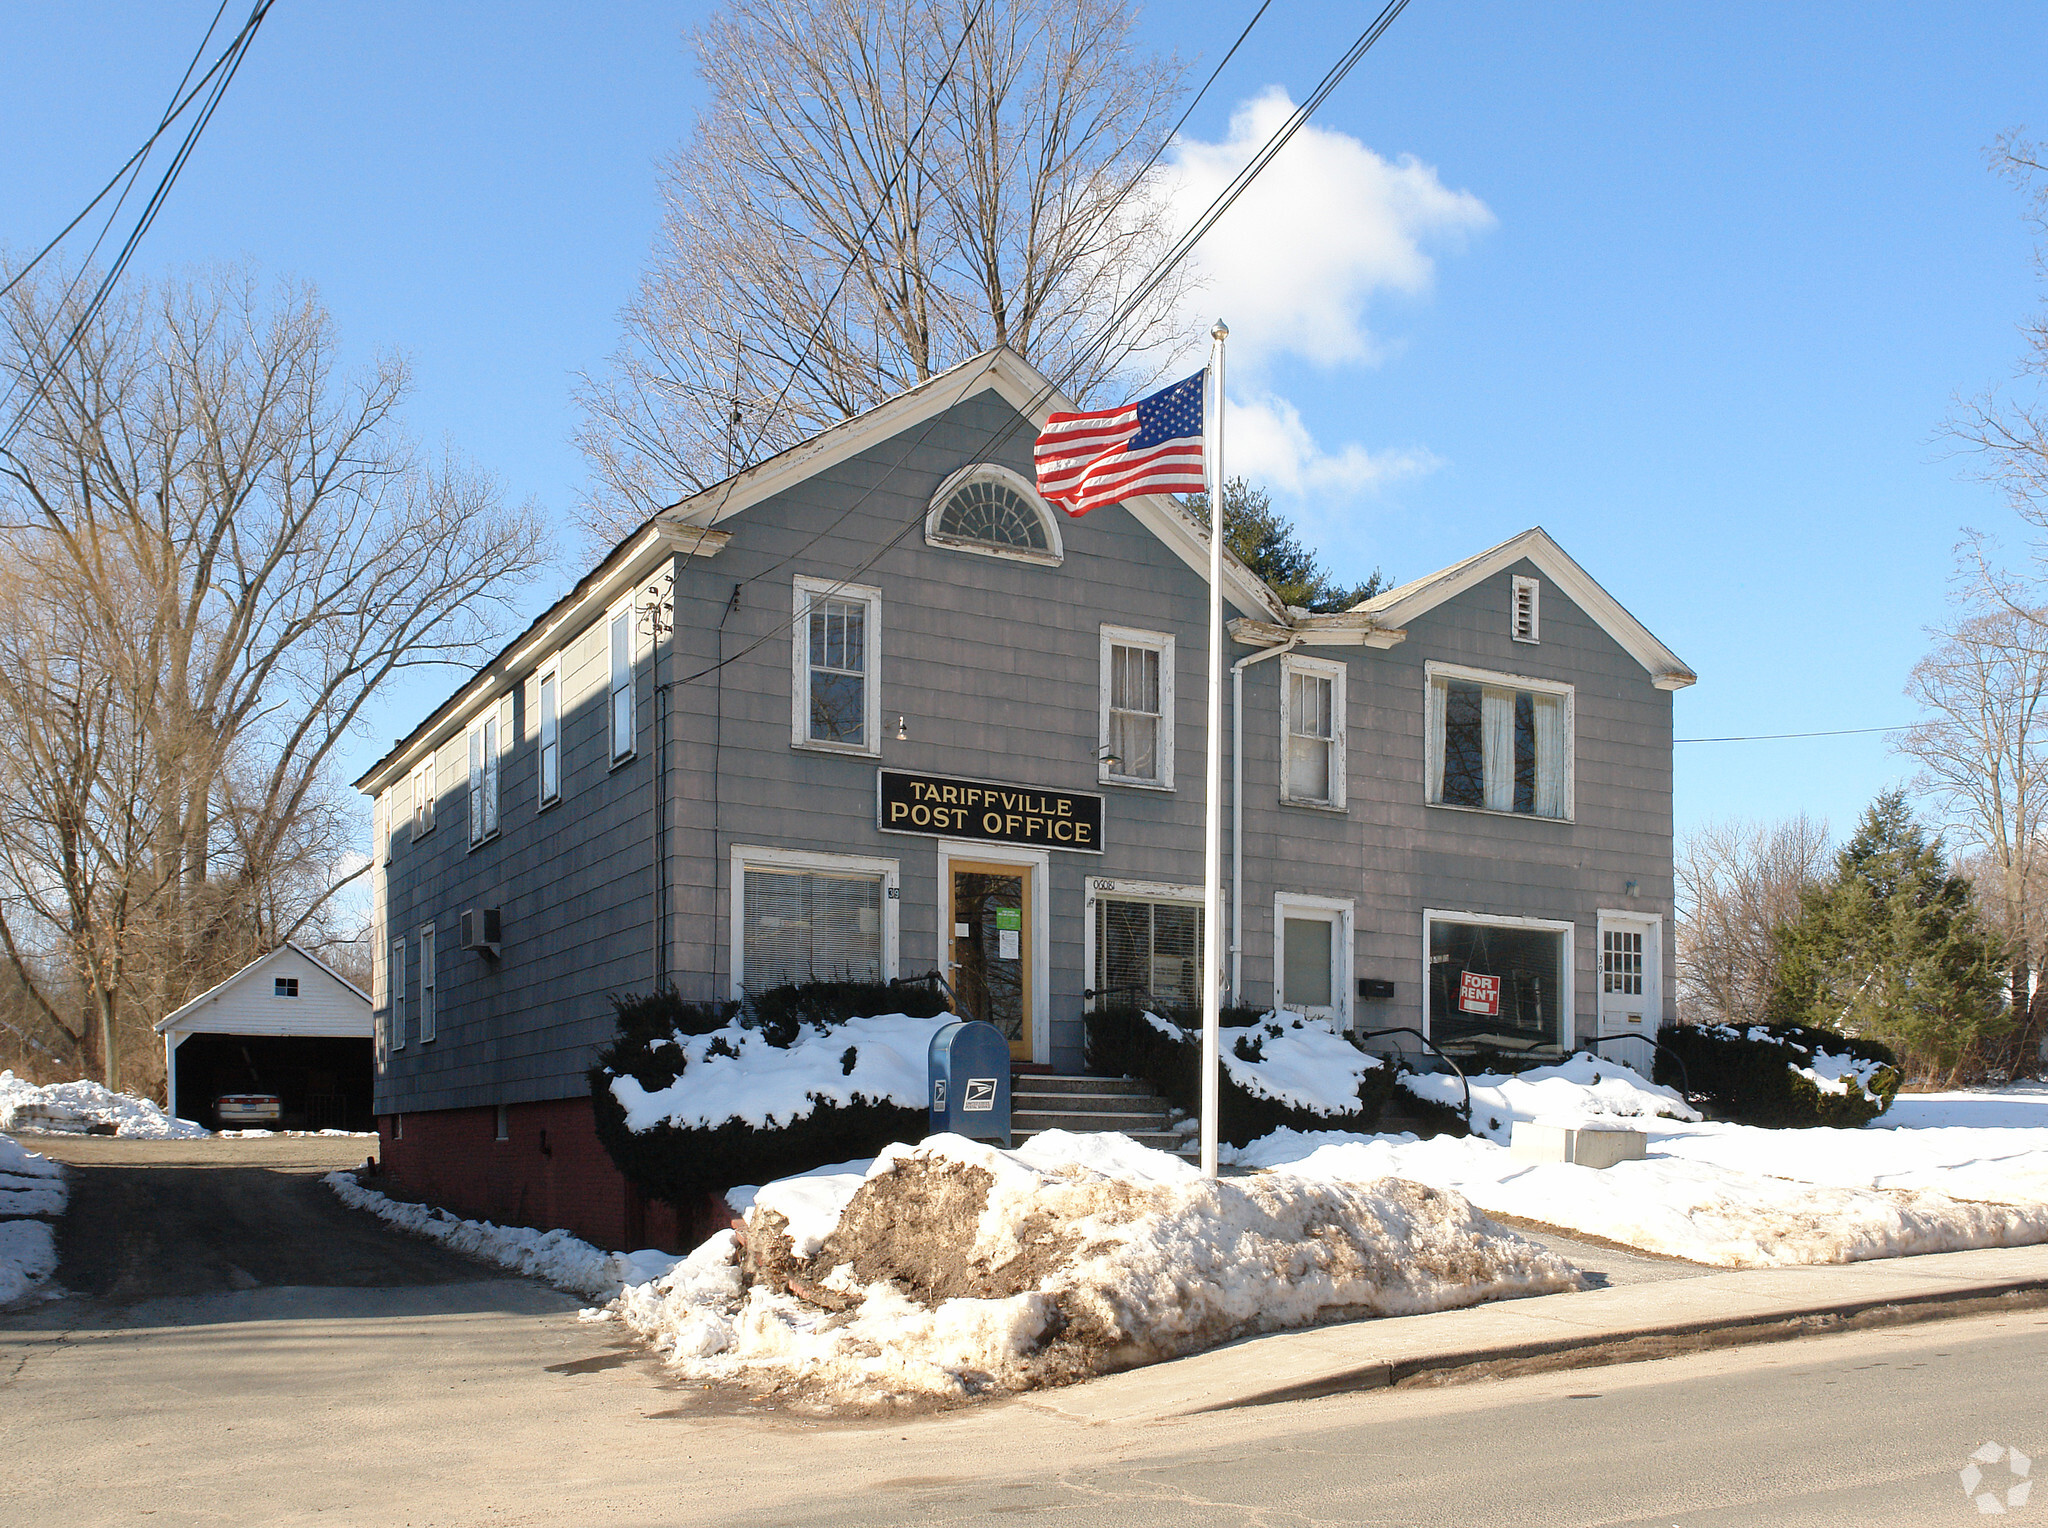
[1230,635,1300,1004]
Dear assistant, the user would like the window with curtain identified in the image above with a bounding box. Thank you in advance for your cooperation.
[741,867,884,992]
[1107,642,1163,782]
[1093,897,1201,1009]
[1427,671,1569,819]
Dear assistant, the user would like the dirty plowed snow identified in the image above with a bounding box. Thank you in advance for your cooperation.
[612,1132,1581,1404]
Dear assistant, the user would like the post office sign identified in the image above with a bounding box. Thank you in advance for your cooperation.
[878,769,1104,853]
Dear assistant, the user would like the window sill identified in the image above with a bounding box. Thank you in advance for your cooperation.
[537,794,560,813]
[466,830,500,854]
[1425,800,1573,826]
[1280,796,1348,814]
[795,738,881,759]
[1100,775,1173,792]
[608,750,637,772]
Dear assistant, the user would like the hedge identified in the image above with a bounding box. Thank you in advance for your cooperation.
[1084,1003,1396,1147]
[1655,1022,1900,1128]
[588,980,948,1206]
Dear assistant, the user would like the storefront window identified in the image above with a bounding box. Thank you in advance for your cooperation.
[1426,915,1566,1050]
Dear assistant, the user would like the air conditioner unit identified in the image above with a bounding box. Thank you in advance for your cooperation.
[461,907,501,958]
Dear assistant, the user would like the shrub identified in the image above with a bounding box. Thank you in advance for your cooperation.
[1083,1004,1395,1147]
[1656,1022,1900,1128]
[589,978,943,1207]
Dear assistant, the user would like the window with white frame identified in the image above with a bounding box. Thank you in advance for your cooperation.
[792,576,881,753]
[609,605,636,762]
[537,660,561,806]
[389,936,405,1050]
[732,848,896,996]
[1511,575,1540,643]
[377,792,392,865]
[1092,894,1201,1010]
[1274,894,1350,1023]
[411,755,435,839]
[924,464,1063,565]
[275,977,299,998]
[418,924,436,1043]
[1425,664,1572,820]
[467,705,501,846]
[1100,626,1173,788]
[1425,912,1569,1051]
[1281,654,1345,808]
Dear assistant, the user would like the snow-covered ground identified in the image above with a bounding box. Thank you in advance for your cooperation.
[324,1172,678,1301]
[1230,1067,2048,1268]
[1147,1010,1386,1115]
[0,1070,208,1138]
[0,1133,67,1305]
[609,1130,1579,1403]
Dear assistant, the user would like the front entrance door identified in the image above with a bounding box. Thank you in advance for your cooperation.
[1597,915,1660,1075]
[948,861,1032,1061]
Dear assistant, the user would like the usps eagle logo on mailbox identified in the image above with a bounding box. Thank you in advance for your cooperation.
[1458,971,1501,1016]
[963,1078,998,1112]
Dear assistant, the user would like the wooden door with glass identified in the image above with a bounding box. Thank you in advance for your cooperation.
[947,861,1032,1061]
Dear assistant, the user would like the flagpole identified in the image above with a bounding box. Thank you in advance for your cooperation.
[1200,321,1228,1180]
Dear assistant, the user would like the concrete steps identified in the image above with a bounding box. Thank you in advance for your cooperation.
[1011,1073,1193,1156]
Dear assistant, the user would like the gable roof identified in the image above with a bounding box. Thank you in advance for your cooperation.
[154,942,370,1033]
[1349,527,1695,689]
[355,346,1285,794]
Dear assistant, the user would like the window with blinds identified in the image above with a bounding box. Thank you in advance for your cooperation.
[741,867,884,993]
[1093,897,1201,1009]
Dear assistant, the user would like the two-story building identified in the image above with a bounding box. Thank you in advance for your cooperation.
[357,346,1694,1248]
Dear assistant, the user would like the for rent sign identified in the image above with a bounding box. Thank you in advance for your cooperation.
[1458,971,1502,1016]
[878,769,1104,853]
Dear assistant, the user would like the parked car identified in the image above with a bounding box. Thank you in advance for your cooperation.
[213,1092,282,1129]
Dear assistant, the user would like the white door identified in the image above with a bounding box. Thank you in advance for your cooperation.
[1596,914,1660,1076]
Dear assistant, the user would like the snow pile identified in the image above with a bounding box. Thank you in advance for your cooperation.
[607,1129,1581,1402]
[0,1134,67,1305]
[323,1172,680,1300]
[0,1069,209,1138]
[609,1012,943,1132]
[1397,1053,1700,1144]
[0,1220,58,1306]
[1142,1011,1384,1115]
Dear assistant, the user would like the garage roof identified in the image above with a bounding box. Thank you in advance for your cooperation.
[155,944,372,1039]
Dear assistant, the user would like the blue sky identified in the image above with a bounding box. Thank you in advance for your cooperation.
[5,1,2045,848]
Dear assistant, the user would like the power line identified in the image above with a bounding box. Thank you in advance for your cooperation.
[0,2,274,458]
[1676,725,1916,743]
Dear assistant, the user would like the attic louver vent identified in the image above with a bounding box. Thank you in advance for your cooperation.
[1512,576,1540,644]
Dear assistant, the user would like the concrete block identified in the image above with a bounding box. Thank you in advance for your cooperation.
[1509,1120,1647,1169]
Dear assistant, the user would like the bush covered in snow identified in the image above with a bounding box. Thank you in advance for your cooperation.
[1084,1005,1395,1145]
[1658,1023,1900,1128]
[589,980,950,1207]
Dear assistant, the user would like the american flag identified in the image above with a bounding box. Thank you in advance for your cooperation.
[1034,370,1206,517]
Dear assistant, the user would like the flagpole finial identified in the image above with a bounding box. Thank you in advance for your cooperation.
[1212,320,1229,341]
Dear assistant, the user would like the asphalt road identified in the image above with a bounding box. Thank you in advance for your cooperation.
[6,1136,2042,1527]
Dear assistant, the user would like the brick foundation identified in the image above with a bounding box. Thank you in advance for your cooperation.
[375,1097,722,1255]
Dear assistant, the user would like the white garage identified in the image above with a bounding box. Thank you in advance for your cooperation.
[156,944,374,1131]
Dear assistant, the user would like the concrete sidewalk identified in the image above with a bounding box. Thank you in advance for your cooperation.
[1026,1242,2048,1424]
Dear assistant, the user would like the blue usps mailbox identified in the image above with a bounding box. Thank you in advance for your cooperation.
[927,1020,1012,1147]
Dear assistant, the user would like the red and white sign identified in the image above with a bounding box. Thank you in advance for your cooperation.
[1458,971,1501,1016]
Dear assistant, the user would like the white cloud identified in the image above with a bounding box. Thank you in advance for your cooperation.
[1162,87,1494,374]
[1225,389,1440,497]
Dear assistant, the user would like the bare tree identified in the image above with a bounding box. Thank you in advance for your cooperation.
[0,264,550,1091]
[1897,597,2048,1060]
[1676,815,1832,1027]
[575,0,1189,541]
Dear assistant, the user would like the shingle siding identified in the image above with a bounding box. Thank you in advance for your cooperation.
[372,383,1680,1114]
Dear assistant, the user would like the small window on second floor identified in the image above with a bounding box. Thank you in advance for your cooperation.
[537,662,561,806]
[792,576,882,754]
[609,606,636,762]
[925,464,1063,565]
[1100,626,1173,788]
[411,757,435,839]
[467,706,501,846]
[1281,654,1346,809]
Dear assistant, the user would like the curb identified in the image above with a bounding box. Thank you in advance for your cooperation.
[1195,1279,2048,1412]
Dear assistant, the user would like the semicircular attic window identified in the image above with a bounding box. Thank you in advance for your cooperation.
[925,464,1064,565]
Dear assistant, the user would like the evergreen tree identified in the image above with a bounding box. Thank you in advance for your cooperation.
[1766,789,2008,1078]
[1183,478,1388,613]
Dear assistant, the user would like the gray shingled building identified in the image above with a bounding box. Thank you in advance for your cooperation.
[355,346,1694,1248]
